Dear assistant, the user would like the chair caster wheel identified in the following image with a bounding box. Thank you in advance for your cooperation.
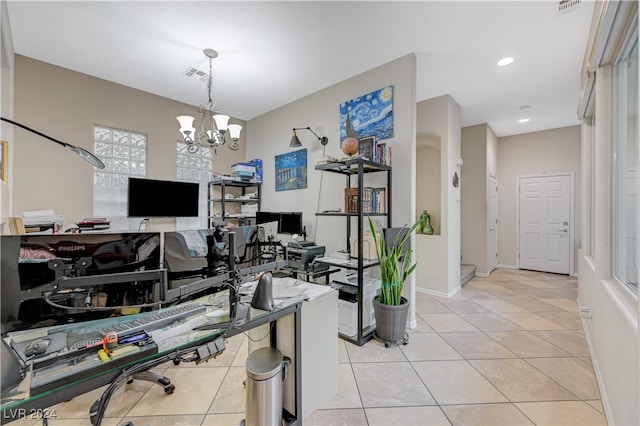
[165,384,176,394]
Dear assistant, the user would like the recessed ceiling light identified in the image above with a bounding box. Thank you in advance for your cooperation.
[518,118,530,123]
[497,57,514,67]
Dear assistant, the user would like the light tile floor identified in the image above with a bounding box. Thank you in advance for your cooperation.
[24,269,607,425]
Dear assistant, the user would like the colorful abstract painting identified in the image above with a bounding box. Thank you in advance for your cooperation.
[340,85,393,143]
[275,148,307,191]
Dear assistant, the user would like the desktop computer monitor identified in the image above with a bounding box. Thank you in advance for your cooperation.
[279,212,303,235]
[256,211,303,235]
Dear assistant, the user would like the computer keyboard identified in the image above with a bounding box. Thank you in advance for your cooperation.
[99,304,207,336]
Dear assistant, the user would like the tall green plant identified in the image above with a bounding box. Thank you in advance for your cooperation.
[368,217,420,305]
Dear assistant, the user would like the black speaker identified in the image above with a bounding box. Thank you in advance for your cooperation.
[251,272,274,311]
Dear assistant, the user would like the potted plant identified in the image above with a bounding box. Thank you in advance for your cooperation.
[368,217,420,346]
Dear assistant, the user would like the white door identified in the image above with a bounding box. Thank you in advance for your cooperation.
[488,174,498,272]
[518,175,571,274]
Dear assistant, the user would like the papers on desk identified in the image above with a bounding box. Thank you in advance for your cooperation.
[240,276,335,309]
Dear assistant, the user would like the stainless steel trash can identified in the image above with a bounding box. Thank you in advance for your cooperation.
[244,347,290,426]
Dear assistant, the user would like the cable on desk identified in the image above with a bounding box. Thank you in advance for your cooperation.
[42,292,162,312]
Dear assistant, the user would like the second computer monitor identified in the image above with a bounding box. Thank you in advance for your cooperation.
[256,211,303,235]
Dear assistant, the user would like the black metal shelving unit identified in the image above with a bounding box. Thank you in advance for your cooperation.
[208,179,261,227]
[315,158,392,346]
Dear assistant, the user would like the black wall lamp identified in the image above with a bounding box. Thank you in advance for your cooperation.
[290,127,329,148]
[1,117,105,169]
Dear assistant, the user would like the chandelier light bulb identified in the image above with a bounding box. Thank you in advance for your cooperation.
[228,124,242,141]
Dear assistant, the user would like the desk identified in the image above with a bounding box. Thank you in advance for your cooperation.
[0,291,305,426]
[280,266,339,284]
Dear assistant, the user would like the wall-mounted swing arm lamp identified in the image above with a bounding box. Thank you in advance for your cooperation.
[290,127,328,148]
[1,117,105,169]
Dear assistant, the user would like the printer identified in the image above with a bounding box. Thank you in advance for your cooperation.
[286,242,327,271]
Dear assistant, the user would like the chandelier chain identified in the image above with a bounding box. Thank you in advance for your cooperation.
[207,56,214,108]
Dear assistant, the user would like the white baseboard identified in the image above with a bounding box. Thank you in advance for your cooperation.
[578,307,613,425]
[475,271,490,278]
[416,285,461,299]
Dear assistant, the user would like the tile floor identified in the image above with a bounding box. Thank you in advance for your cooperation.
[16,268,607,425]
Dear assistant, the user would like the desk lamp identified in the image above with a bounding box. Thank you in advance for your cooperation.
[1,117,105,169]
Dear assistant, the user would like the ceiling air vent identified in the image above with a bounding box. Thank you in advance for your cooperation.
[558,0,581,15]
[183,67,208,81]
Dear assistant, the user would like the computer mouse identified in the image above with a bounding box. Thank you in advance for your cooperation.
[24,339,50,357]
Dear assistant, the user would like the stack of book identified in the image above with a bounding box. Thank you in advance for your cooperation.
[78,218,111,232]
[344,187,387,214]
[373,143,391,166]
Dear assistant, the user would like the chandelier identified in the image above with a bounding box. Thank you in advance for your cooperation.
[176,48,242,154]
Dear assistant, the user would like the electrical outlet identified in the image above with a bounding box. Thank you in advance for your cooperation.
[579,306,593,319]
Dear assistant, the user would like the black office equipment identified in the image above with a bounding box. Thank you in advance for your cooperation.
[1,232,162,333]
[127,177,200,218]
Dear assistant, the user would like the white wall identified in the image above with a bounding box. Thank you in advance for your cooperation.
[415,95,461,297]
[497,126,582,271]
[246,54,418,324]
[576,2,639,423]
[578,64,639,426]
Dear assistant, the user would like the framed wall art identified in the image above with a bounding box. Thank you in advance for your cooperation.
[275,148,307,191]
[339,85,394,144]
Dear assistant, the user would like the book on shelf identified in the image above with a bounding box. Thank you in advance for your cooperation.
[373,142,391,166]
[344,187,387,214]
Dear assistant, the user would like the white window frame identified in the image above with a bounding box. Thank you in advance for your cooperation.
[612,23,639,296]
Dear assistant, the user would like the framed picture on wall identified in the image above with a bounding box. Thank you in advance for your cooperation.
[358,136,375,161]
[0,141,7,182]
[275,148,307,191]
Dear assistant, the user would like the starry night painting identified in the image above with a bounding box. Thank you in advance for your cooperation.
[339,85,393,142]
[275,148,307,191]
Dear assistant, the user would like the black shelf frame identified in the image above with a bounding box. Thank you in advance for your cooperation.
[208,180,261,227]
[314,158,392,346]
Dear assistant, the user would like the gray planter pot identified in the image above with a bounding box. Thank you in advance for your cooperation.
[372,296,409,346]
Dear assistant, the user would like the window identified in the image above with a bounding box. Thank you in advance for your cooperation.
[176,142,212,229]
[93,126,147,230]
[613,25,638,295]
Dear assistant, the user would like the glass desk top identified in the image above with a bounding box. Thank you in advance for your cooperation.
[1,289,299,417]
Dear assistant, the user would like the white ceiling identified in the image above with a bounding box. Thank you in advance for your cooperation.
[6,1,594,137]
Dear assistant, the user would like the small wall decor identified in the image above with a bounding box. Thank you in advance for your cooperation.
[339,86,393,149]
[275,148,307,191]
[0,141,7,182]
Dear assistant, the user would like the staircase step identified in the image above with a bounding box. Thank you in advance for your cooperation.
[461,264,477,287]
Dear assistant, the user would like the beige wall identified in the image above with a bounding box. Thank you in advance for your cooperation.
[460,123,499,276]
[415,95,461,297]
[12,56,246,230]
[461,124,488,272]
[416,142,440,234]
[246,54,418,325]
[497,125,581,270]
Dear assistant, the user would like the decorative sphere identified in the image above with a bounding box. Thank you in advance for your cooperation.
[341,137,359,156]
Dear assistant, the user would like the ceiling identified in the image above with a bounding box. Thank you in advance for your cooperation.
[6,1,595,137]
